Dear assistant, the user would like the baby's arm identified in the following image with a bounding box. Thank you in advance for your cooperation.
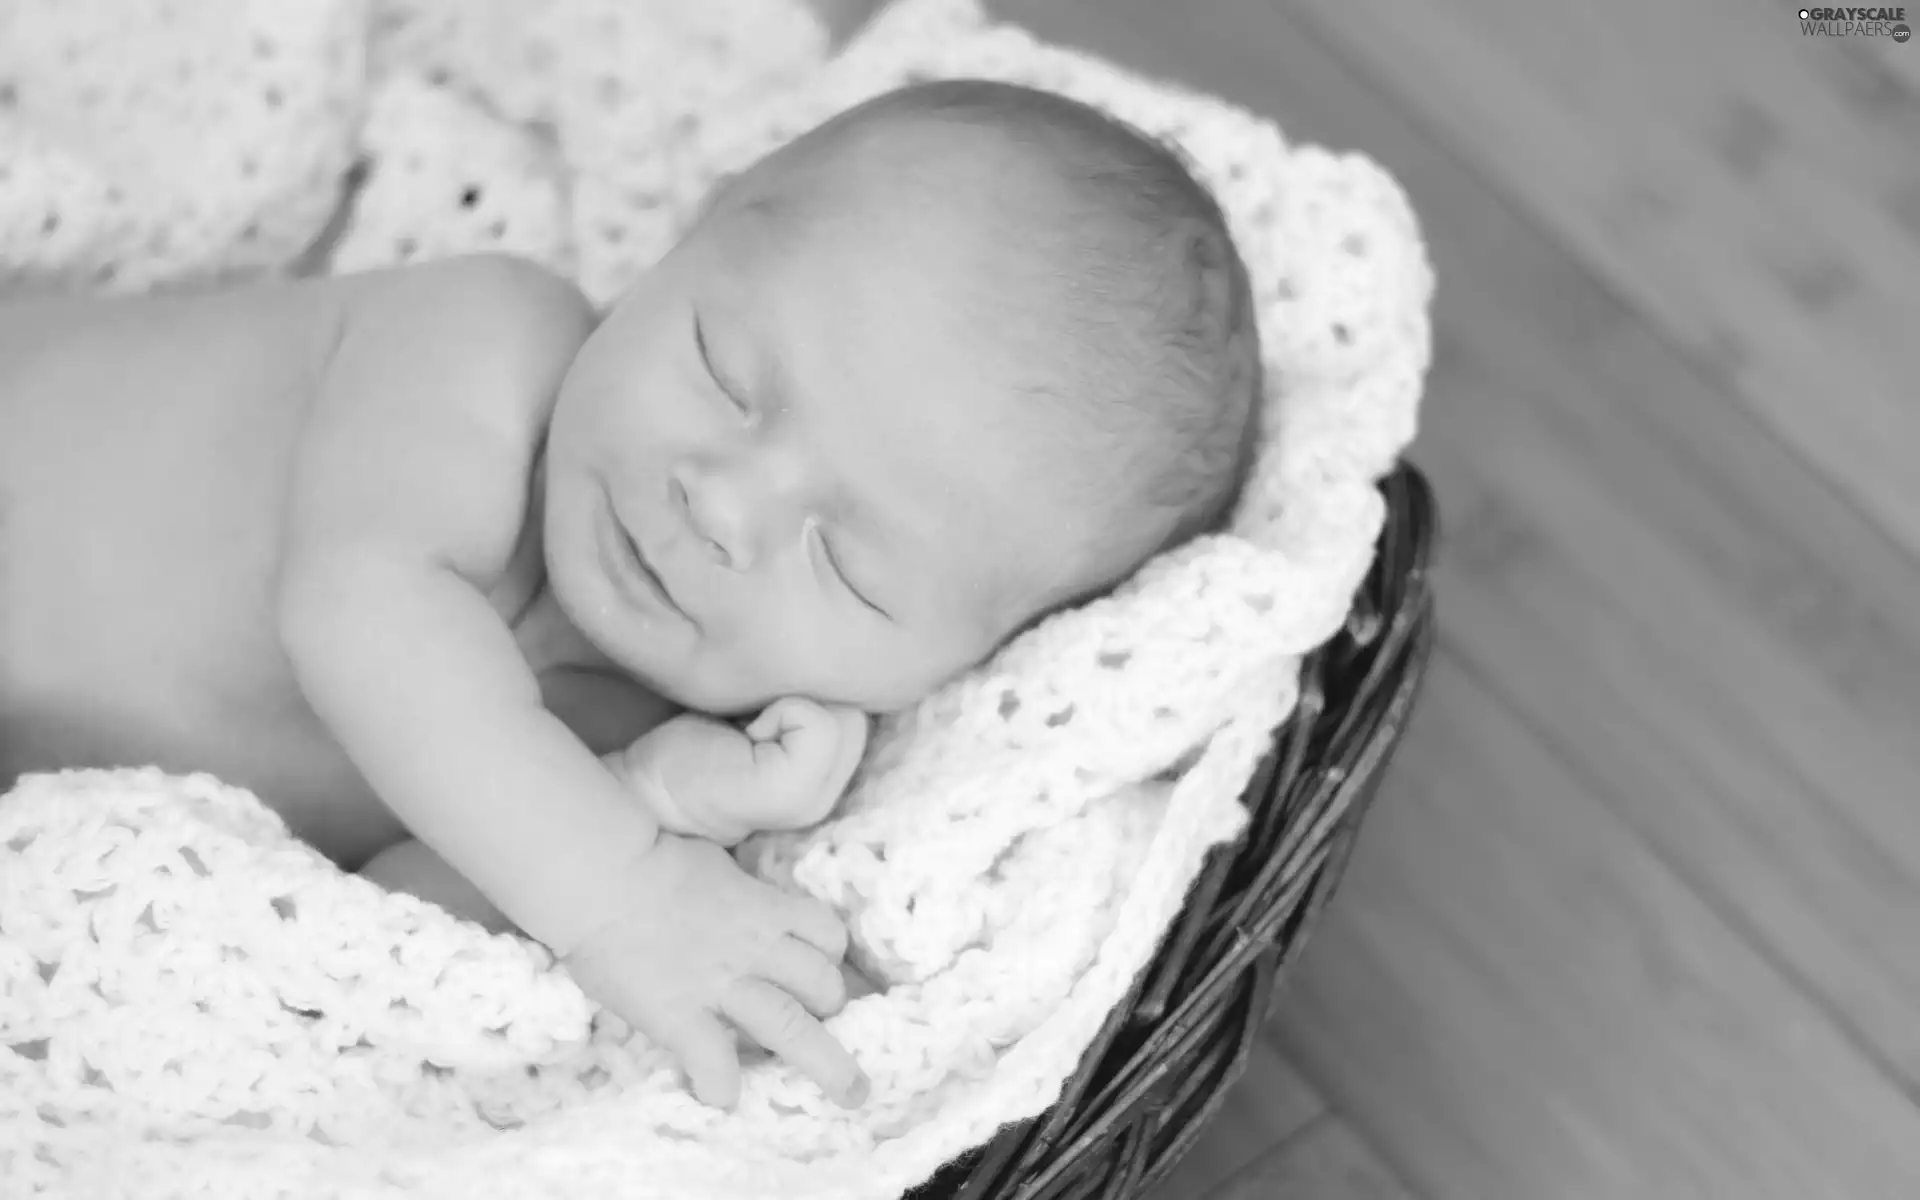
[280,258,866,1110]
[278,256,651,952]
[602,698,869,847]
[359,691,866,930]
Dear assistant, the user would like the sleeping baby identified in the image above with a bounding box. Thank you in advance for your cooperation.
[0,80,1261,1112]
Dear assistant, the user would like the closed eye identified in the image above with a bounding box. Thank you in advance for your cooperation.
[810,523,889,619]
[692,311,749,414]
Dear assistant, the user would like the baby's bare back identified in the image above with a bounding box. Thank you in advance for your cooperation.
[0,269,674,867]
[0,277,420,860]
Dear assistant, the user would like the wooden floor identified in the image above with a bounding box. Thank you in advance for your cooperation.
[983,2,1920,1197]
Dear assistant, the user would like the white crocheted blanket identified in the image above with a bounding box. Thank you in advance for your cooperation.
[0,1,1433,1196]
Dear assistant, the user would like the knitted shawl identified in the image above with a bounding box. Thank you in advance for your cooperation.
[0,1,1432,1195]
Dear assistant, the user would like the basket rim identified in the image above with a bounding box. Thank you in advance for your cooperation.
[918,461,1439,1200]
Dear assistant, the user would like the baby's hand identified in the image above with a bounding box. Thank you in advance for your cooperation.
[617,699,869,845]
[740,697,869,822]
[560,833,868,1110]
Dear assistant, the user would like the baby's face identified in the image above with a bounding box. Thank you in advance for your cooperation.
[542,189,1124,715]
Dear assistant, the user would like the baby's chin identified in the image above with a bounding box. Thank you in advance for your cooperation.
[626,659,794,719]
[641,661,920,720]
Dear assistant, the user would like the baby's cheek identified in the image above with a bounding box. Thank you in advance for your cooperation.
[732,605,848,690]
[876,625,996,706]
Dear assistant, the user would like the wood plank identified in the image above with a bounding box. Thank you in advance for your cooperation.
[1398,331,1920,1081]
[1759,5,1920,128]
[1278,648,1920,1199]
[1215,1116,1422,1200]
[1839,12,1920,97]
[1284,0,1920,561]
[1144,1031,1327,1200]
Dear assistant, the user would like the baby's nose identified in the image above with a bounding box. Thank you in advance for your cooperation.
[673,474,746,568]
[672,464,792,572]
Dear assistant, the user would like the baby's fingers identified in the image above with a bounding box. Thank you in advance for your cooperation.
[745,696,825,743]
[763,935,850,1017]
[656,1007,745,1110]
[778,895,850,964]
[723,978,869,1109]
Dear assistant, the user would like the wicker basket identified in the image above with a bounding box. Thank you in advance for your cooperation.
[910,461,1438,1200]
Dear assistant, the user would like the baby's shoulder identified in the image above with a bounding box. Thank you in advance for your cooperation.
[331,252,587,311]
[286,256,597,584]
[305,254,597,468]
[325,254,594,371]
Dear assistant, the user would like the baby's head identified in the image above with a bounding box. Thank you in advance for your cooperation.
[544,80,1262,715]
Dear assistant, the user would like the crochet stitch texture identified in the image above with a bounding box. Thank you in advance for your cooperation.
[0,0,1434,1196]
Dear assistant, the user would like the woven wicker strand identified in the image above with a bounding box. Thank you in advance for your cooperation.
[912,461,1439,1200]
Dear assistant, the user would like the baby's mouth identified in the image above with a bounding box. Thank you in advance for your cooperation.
[626,530,685,617]
[605,496,688,621]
